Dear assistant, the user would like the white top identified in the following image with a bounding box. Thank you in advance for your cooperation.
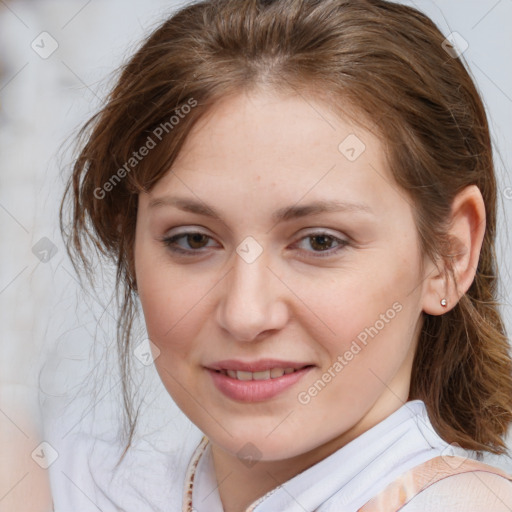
[189,399,512,511]
[49,399,512,511]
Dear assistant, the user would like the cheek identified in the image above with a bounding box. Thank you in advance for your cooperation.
[135,246,194,351]
[295,262,420,423]
[139,282,200,352]
[309,248,421,361]
[135,252,222,375]
[137,275,204,402]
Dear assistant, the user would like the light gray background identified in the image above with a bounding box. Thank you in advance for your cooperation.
[0,0,511,505]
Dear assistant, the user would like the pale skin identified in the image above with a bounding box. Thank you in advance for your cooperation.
[133,89,493,511]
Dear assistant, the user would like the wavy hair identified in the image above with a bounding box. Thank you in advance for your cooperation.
[59,0,512,464]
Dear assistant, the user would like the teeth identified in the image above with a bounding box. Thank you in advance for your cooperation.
[236,370,253,381]
[270,368,285,378]
[253,370,270,380]
[221,367,300,381]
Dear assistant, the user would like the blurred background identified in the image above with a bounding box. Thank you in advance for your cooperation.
[0,0,511,510]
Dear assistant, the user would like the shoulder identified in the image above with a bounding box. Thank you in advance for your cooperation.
[400,471,512,512]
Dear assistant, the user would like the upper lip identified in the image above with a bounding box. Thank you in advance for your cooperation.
[206,359,313,372]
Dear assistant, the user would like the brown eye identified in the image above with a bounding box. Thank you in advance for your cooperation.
[294,232,349,258]
[186,233,210,249]
[309,234,336,251]
[161,231,216,254]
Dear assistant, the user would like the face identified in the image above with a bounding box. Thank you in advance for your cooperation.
[134,89,428,462]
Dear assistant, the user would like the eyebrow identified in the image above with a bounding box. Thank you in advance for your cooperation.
[148,196,374,223]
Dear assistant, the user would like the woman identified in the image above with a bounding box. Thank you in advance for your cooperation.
[59,0,512,510]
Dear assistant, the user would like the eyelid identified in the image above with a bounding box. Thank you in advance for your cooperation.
[164,226,349,241]
[160,228,219,254]
[160,227,350,258]
[298,227,348,239]
[290,230,349,257]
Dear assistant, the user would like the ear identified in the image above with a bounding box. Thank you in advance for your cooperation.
[422,185,486,315]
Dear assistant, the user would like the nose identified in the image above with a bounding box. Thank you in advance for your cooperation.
[215,247,289,342]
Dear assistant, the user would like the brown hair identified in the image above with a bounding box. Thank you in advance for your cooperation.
[59,0,512,464]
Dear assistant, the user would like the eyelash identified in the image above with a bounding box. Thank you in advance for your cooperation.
[160,230,349,258]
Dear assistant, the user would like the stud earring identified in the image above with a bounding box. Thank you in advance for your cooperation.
[440,298,447,307]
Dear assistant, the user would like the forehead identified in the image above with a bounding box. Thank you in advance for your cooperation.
[172,89,376,168]
[140,89,402,220]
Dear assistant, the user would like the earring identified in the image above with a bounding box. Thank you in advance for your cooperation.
[440,298,447,307]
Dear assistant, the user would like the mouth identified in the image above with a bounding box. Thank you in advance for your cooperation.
[211,365,314,381]
[206,363,315,402]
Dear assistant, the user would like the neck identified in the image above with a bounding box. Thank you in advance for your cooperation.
[208,390,411,512]
[209,410,382,512]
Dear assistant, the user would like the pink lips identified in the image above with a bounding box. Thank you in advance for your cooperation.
[207,358,311,372]
[206,361,314,402]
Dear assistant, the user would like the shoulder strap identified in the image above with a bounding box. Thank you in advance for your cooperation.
[357,455,512,512]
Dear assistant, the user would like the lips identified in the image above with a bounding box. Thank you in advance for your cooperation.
[217,367,299,381]
[206,359,312,373]
[207,365,314,402]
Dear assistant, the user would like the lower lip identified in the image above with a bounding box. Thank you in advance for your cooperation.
[207,367,314,402]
